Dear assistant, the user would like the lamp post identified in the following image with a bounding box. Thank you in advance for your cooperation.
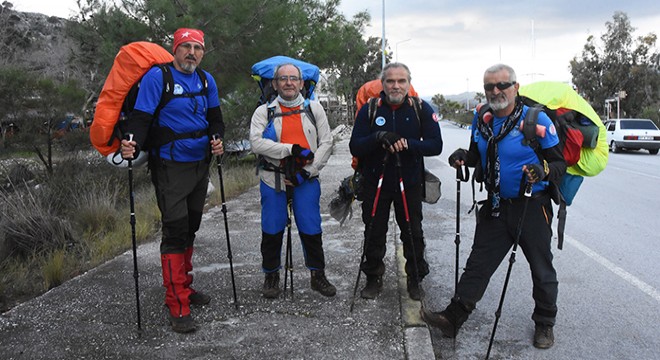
[381,0,386,69]
[395,39,411,63]
[466,78,470,110]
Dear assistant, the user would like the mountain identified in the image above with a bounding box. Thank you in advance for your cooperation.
[1,2,71,74]
[421,91,479,112]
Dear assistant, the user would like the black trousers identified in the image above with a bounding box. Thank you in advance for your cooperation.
[150,158,210,254]
[359,182,429,280]
[456,194,558,326]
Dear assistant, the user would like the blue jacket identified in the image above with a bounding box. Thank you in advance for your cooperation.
[350,93,443,192]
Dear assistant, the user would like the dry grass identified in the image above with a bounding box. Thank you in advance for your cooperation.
[0,152,257,312]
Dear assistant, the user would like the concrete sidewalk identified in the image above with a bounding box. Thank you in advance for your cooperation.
[0,128,435,360]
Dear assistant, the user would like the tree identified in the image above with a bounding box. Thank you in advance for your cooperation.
[66,0,381,141]
[474,92,485,104]
[570,12,659,120]
[431,93,462,120]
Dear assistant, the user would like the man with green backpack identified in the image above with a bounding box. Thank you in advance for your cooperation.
[421,64,566,350]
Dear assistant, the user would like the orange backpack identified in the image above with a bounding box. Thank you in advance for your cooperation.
[90,42,173,157]
[354,79,418,117]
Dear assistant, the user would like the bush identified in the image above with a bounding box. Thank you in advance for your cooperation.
[0,148,252,311]
[0,186,76,258]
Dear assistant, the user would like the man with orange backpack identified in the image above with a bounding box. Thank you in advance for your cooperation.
[120,28,225,333]
[349,63,442,301]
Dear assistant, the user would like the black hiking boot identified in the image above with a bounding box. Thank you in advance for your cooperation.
[533,323,555,349]
[262,272,281,299]
[189,290,211,305]
[407,276,422,301]
[360,275,383,299]
[169,314,196,333]
[310,270,336,297]
[420,298,472,338]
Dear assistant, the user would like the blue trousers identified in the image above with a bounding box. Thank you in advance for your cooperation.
[260,179,324,271]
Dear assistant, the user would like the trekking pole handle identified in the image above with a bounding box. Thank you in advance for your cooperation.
[211,134,224,165]
[456,164,470,182]
[393,151,402,167]
[524,182,533,197]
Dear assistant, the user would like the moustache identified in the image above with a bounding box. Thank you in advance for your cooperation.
[185,55,197,61]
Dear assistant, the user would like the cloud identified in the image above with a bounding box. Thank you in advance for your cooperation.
[343,1,660,96]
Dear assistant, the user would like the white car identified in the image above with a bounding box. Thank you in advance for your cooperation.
[605,118,660,155]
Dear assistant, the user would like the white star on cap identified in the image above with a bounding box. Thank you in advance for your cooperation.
[181,31,191,38]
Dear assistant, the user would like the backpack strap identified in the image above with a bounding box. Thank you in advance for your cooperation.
[408,96,427,199]
[148,64,211,149]
[409,96,423,126]
[522,105,542,148]
[367,97,380,126]
[521,104,567,250]
[303,99,316,127]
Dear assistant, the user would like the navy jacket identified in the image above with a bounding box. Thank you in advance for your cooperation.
[350,92,443,192]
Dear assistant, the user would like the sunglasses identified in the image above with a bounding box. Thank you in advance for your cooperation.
[484,81,516,91]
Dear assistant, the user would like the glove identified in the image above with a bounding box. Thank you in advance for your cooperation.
[288,169,310,186]
[524,161,549,183]
[375,131,401,147]
[292,144,314,161]
[448,149,468,167]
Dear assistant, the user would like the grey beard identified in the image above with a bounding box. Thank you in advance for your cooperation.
[179,62,197,74]
[488,97,510,111]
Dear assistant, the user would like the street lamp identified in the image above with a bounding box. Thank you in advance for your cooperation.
[466,78,470,110]
[381,0,386,69]
[395,38,411,63]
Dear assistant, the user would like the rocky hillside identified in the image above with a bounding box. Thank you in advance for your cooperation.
[0,1,71,73]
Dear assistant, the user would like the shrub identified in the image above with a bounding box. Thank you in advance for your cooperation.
[0,186,76,258]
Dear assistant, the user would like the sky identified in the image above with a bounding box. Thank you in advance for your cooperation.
[10,0,660,97]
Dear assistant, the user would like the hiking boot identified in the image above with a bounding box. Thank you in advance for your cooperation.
[310,270,336,297]
[420,298,472,338]
[407,277,422,301]
[169,314,196,333]
[533,324,555,349]
[189,290,211,305]
[262,272,281,299]
[360,275,383,299]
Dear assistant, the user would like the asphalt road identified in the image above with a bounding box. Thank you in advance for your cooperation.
[421,121,660,359]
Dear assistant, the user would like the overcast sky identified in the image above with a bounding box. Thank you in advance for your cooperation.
[12,0,660,97]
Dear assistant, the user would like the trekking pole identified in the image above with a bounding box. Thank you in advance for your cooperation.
[393,152,421,297]
[485,182,533,359]
[349,152,389,312]
[212,135,238,309]
[126,133,142,335]
[454,165,470,295]
[283,185,294,299]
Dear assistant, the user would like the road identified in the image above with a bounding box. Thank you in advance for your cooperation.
[422,121,660,360]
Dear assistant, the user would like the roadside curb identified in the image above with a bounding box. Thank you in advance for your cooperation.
[396,227,435,359]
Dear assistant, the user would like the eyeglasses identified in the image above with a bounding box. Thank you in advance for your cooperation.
[483,81,516,91]
[277,75,301,82]
[178,43,204,52]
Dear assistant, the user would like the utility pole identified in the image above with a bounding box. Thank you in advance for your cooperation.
[466,78,470,110]
[381,0,386,69]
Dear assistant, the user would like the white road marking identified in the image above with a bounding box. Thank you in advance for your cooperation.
[605,165,660,181]
[566,235,660,302]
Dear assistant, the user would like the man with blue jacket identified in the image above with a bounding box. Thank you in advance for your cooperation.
[420,64,566,349]
[121,28,224,334]
[349,62,443,301]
